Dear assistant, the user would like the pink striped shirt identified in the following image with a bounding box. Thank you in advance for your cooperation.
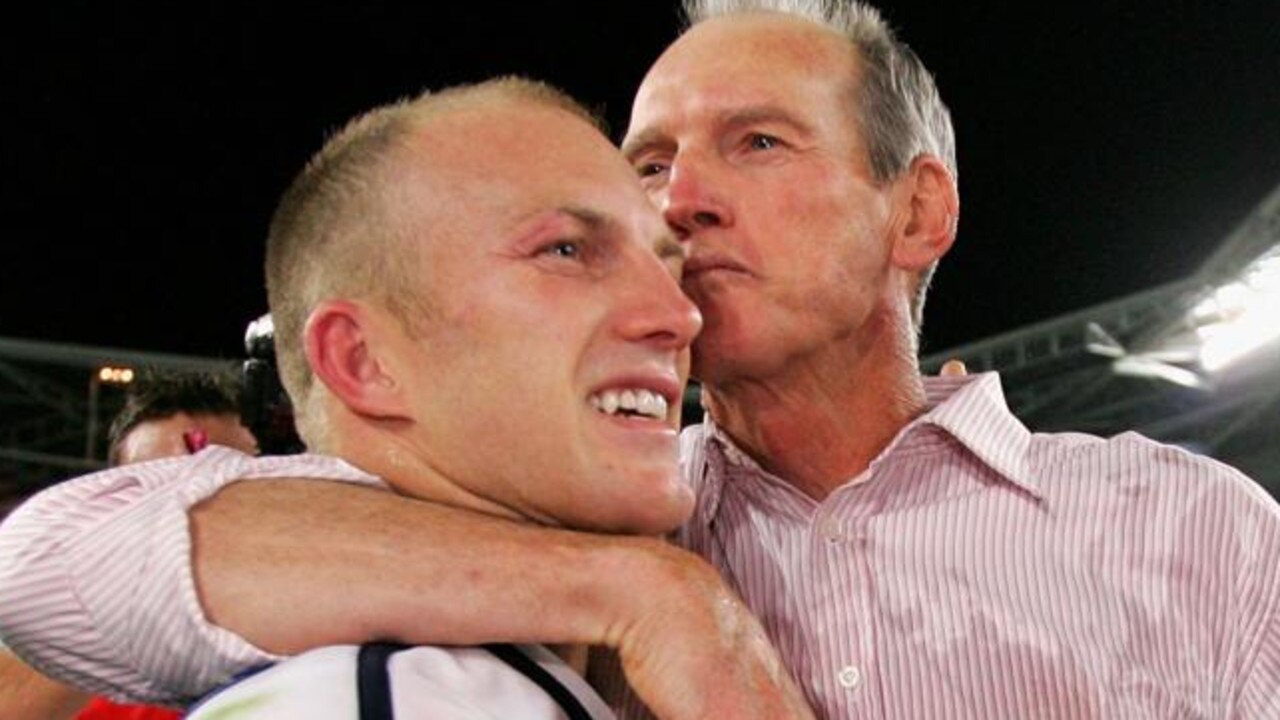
[0,374,1277,717]
[601,373,1280,718]
[0,449,382,703]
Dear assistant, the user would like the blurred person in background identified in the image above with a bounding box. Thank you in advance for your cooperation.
[0,369,256,720]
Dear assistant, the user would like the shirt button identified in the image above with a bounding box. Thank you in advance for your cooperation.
[838,665,862,689]
[820,517,843,542]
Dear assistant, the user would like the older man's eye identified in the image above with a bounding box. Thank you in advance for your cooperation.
[541,240,582,259]
[636,161,668,178]
[748,133,780,151]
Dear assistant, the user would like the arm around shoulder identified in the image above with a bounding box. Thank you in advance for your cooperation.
[1,450,809,716]
[193,481,812,719]
[0,448,372,703]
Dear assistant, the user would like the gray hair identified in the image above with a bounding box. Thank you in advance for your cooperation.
[682,0,956,331]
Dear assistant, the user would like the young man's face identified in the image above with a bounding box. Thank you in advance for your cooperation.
[379,99,701,535]
[624,14,900,386]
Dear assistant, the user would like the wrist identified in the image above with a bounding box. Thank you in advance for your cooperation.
[589,537,726,649]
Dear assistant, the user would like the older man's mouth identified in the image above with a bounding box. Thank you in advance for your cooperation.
[683,253,751,280]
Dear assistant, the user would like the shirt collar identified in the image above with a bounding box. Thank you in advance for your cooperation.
[914,372,1041,499]
[691,371,1042,521]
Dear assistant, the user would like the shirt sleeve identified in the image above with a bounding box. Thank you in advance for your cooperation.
[0,447,385,705]
[1226,475,1280,717]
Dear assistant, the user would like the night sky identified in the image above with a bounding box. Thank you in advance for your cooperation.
[3,1,1278,361]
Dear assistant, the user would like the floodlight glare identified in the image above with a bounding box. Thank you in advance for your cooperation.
[1194,247,1280,372]
[1113,355,1205,389]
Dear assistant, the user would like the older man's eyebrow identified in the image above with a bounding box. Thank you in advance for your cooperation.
[720,105,814,137]
[620,127,672,162]
[622,106,815,160]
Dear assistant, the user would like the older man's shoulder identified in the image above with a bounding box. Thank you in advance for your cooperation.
[1027,428,1277,517]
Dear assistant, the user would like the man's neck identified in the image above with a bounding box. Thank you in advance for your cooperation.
[703,317,925,502]
[318,412,526,525]
[309,405,591,676]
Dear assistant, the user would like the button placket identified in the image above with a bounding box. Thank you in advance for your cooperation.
[820,516,843,543]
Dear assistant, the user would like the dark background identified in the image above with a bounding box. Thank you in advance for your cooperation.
[3,1,1278,360]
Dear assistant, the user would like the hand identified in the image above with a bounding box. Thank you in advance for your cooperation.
[939,359,967,377]
[606,543,814,720]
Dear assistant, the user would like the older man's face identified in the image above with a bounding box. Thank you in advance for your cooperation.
[379,99,701,535]
[624,14,900,385]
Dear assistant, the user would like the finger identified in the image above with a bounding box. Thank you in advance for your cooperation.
[939,359,967,377]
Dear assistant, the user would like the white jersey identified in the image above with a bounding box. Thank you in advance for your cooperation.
[187,643,615,719]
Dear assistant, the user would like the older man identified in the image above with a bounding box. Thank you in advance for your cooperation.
[4,1,1279,718]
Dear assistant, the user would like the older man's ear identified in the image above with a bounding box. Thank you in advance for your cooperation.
[303,300,410,420]
[891,155,959,272]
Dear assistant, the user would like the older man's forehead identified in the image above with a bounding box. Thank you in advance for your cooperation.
[628,15,857,116]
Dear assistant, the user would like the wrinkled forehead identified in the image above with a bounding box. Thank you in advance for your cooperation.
[628,14,858,138]
[663,13,852,76]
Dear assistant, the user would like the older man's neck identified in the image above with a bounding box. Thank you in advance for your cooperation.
[705,324,926,502]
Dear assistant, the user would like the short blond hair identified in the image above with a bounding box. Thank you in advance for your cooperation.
[265,77,603,425]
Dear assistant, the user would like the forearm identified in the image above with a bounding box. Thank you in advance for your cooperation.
[192,478,664,652]
[1,454,809,717]
[193,480,812,719]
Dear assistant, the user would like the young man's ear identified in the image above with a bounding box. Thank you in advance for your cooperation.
[892,154,959,271]
[303,300,410,419]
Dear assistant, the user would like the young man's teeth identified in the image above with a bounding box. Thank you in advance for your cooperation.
[591,389,669,419]
[639,391,666,418]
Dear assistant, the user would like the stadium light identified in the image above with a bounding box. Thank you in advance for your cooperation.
[97,366,135,384]
[1193,246,1280,373]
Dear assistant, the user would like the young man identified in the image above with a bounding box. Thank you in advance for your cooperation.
[0,78,809,719]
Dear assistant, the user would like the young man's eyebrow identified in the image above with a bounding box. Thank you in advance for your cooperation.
[559,205,609,229]
[514,205,609,232]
